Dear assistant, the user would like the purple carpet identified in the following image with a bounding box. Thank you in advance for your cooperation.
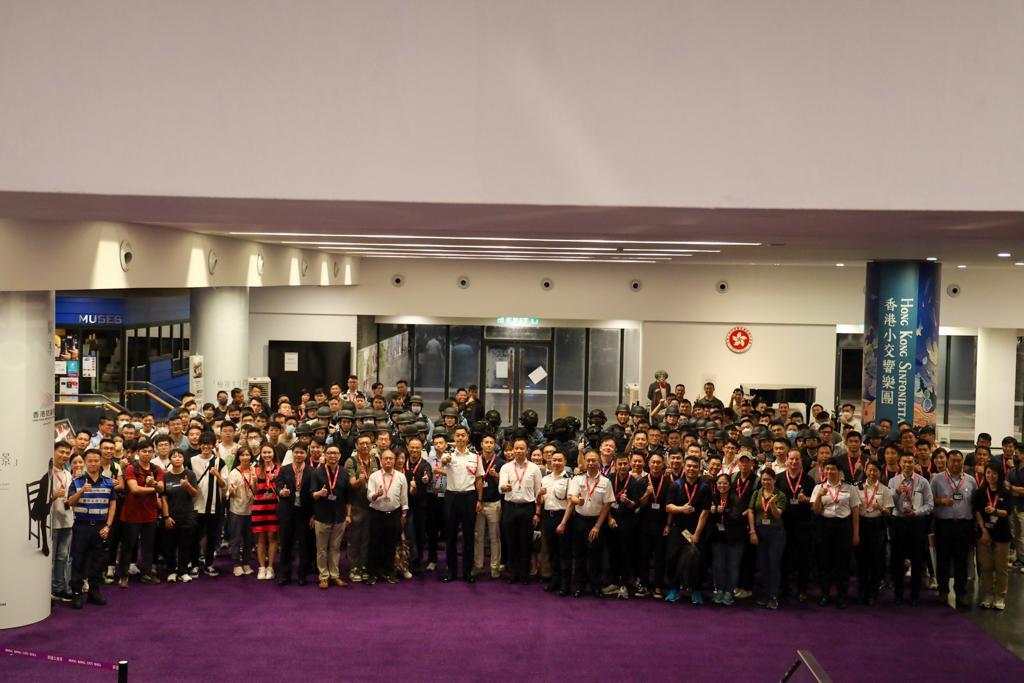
[3,564,1022,682]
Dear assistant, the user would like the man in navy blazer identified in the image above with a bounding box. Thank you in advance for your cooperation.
[276,442,315,585]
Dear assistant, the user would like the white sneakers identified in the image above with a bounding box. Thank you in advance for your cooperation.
[167,573,178,583]
[257,567,267,580]
[234,566,245,577]
[734,588,753,599]
[180,573,193,583]
[255,566,275,580]
[980,594,993,608]
[243,566,254,576]
[993,597,1006,611]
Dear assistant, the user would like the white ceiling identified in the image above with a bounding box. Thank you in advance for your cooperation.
[1,191,1023,267]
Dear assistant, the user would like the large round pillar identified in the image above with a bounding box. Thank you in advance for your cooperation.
[190,287,249,401]
[0,290,54,628]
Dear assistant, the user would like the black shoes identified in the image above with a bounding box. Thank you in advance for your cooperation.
[71,593,83,610]
[464,575,476,584]
[441,575,455,583]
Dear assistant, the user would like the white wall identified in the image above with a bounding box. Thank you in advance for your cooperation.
[642,322,836,412]
[2,1,1022,211]
[248,289,358,378]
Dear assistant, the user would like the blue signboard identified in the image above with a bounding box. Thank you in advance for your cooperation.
[862,261,940,427]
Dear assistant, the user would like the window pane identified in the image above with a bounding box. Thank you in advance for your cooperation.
[378,331,410,392]
[553,328,585,419]
[449,326,481,397]
[182,322,191,358]
[148,326,159,359]
[587,329,621,418]
[160,325,172,356]
[414,325,447,410]
[947,335,978,438]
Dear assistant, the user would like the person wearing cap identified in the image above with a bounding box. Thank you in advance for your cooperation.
[407,395,433,441]
[344,431,380,583]
[440,425,484,583]
[731,448,757,600]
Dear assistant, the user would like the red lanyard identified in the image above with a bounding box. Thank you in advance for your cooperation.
[974,472,984,487]
[513,462,528,488]
[718,494,729,512]
[484,457,497,477]
[885,467,898,482]
[358,457,372,480]
[761,490,774,517]
[986,488,1000,510]
[649,473,665,500]
[325,465,339,493]
[863,482,879,510]
[735,477,751,500]
[463,453,479,476]
[945,472,964,495]
[381,471,395,498]
[847,454,859,476]
[825,483,841,505]
[902,475,916,501]
[240,467,255,494]
[293,464,304,485]
[614,474,631,498]
[786,471,803,497]
[683,480,699,506]
[585,475,600,500]
[816,465,824,483]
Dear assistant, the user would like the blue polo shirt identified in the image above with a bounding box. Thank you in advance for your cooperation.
[69,473,114,522]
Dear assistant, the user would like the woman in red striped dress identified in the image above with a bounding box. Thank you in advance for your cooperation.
[253,444,280,581]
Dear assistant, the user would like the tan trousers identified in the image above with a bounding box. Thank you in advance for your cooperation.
[976,539,1009,597]
[474,501,501,571]
[315,520,347,580]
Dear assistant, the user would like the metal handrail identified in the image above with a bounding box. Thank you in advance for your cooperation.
[123,389,176,410]
[55,394,126,413]
[125,381,181,407]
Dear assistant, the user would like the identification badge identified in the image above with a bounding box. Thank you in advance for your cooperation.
[761,518,771,526]
[716,523,725,532]
[327,494,337,501]
[953,493,963,501]
[789,497,798,505]
[294,496,301,507]
[611,502,620,510]
[990,514,998,524]
[651,503,660,510]
[985,521,994,529]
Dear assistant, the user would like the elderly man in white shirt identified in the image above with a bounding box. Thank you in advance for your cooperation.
[498,436,544,584]
[366,450,409,584]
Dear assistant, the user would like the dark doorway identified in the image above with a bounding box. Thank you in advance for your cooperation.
[268,341,351,404]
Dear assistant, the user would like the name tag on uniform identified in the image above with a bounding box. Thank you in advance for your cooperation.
[761,518,771,526]
[716,523,725,532]
[651,503,660,510]
[294,496,301,507]
[327,494,337,501]
[990,514,998,524]
[611,502,620,510]
[789,497,798,505]
[595,485,606,494]
[953,493,963,501]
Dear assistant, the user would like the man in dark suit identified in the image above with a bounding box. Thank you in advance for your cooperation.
[275,442,315,585]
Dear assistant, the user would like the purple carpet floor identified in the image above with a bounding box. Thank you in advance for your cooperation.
[3,564,1023,682]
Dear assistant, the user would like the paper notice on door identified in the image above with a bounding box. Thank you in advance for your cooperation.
[528,366,548,385]
[495,360,509,379]
[284,352,299,372]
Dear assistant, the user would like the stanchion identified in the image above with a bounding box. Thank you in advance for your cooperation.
[118,660,128,682]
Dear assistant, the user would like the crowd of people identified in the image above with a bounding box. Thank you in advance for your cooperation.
[42,375,1023,614]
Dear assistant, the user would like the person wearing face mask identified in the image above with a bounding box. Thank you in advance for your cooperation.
[839,403,862,434]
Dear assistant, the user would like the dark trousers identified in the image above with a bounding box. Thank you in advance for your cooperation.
[542,511,571,589]
[856,516,887,599]
[193,510,225,569]
[444,492,476,578]
[104,507,124,570]
[410,501,428,568]
[368,508,403,578]
[502,501,535,580]
[277,511,312,579]
[665,528,703,590]
[636,531,668,588]
[935,517,973,597]
[891,515,927,600]
[781,518,813,595]
[426,495,444,564]
[571,514,604,591]
[818,516,852,598]
[162,523,195,575]
[607,515,638,585]
[70,522,105,594]
[118,521,157,577]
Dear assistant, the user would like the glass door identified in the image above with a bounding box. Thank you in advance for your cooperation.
[484,342,550,426]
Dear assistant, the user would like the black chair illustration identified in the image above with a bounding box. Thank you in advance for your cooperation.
[26,480,50,556]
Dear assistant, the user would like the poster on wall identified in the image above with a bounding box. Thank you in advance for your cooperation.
[82,355,97,378]
[54,418,75,443]
[377,332,410,390]
[54,328,79,361]
[58,376,79,396]
[53,360,67,375]
[189,354,204,404]
[66,359,79,377]
[357,344,378,395]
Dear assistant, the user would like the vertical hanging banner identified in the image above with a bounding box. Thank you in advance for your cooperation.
[862,261,941,427]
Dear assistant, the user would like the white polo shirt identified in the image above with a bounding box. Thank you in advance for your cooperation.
[569,472,614,517]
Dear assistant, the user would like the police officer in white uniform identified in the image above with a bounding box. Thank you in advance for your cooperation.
[440,425,484,583]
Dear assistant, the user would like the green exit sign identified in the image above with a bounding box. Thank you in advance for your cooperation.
[496,317,541,326]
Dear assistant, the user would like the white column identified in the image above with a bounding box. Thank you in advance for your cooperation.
[190,287,249,400]
[975,327,1018,442]
[0,290,54,628]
